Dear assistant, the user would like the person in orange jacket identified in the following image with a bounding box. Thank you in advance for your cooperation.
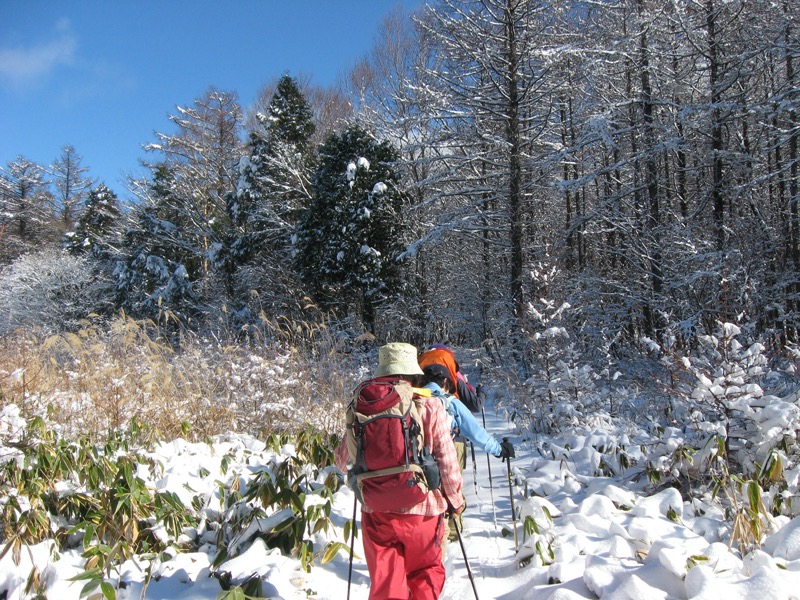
[419,344,483,413]
[418,345,485,484]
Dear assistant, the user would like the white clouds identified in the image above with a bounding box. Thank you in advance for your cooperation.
[0,20,76,88]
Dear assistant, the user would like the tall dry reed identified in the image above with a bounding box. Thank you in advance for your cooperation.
[0,314,364,442]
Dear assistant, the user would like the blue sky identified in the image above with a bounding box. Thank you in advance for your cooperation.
[0,1,420,197]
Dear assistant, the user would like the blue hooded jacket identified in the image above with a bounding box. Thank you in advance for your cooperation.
[423,382,503,458]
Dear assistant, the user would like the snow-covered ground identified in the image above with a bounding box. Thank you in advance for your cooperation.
[3,399,800,599]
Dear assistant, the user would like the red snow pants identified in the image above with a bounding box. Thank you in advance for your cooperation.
[361,511,446,599]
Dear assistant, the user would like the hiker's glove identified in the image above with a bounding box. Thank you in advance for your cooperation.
[499,440,515,461]
[448,504,465,517]
[476,384,487,400]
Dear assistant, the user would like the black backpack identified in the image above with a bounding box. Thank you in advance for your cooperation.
[457,377,483,413]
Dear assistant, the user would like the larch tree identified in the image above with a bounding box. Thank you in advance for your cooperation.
[50,145,94,233]
[413,0,558,344]
[0,156,57,262]
[142,87,243,290]
[545,0,797,349]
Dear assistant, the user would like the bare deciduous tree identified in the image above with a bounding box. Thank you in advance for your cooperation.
[50,145,94,232]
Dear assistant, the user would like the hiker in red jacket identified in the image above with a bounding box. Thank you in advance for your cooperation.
[336,342,464,600]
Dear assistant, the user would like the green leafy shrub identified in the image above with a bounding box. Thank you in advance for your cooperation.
[0,417,196,598]
[209,426,345,576]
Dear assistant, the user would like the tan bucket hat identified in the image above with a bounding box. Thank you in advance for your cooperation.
[374,342,424,377]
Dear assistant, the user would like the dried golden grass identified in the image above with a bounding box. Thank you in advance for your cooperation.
[0,314,357,442]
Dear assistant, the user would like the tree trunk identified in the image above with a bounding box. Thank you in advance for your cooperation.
[785,0,799,341]
[707,0,725,251]
[505,0,525,318]
[639,0,663,339]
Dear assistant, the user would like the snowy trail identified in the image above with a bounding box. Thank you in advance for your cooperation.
[441,400,530,599]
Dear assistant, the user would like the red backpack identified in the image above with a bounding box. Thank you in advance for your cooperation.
[345,377,437,512]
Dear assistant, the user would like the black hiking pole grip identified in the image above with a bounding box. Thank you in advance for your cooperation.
[453,513,480,600]
[347,492,357,600]
[504,437,519,553]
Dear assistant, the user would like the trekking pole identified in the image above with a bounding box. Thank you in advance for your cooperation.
[453,513,480,600]
[504,437,519,553]
[347,492,357,600]
[480,405,497,529]
[470,440,478,494]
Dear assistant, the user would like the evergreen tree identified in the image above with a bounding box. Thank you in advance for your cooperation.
[295,125,407,330]
[65,183,121,258]
[261,73,316,226]
[344,4,440,342]
[229,74,316,260]
[267,73,316,151]
[114,165,198,327]
[246,73,351,149]
[222,75,317,320]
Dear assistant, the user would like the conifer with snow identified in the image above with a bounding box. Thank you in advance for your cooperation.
[221,75,316,319]
[295,125,406,330]
[65,183,121,259]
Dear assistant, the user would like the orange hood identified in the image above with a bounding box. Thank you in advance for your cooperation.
[418,348,460,399]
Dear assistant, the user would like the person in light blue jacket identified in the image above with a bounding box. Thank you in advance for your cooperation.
[422,363,513,459]
[422,363,514,541]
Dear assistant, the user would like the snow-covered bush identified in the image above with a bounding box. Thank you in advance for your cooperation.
[0,416,342,596]
[0,249,112,335]
[633,321,800,551]
[683,325,800,518]
[517,284,611,434]
[682,325,796,464]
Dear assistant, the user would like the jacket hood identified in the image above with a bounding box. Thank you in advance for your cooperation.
[419,348,460,399]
